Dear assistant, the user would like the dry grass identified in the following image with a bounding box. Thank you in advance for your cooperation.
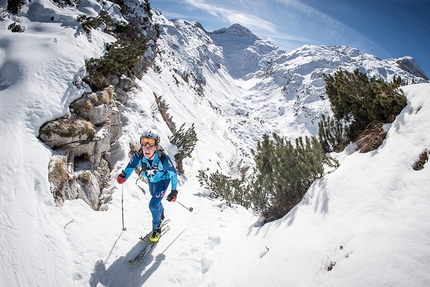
[355,121,387,153]
[48,156,69,206]
[39,117,95,139]
[70,87,113,114]
[413,149,429,171]
[82,72,110,92]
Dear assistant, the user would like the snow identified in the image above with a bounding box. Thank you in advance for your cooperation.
[1,1,430,286]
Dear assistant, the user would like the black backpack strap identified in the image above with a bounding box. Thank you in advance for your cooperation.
[158,150,166,164]
[136,150,147,172]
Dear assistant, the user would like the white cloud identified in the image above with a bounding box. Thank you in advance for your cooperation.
[269,0,390,55]
[176,0,389,56]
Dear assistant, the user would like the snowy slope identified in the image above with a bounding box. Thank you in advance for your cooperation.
[1,1,430,286]
[156,16,428,144]
[205,84,430,287]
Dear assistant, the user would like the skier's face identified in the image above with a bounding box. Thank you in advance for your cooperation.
[142,143,157,159]
[140,137,158,159]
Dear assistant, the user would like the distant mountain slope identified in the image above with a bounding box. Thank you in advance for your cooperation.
[151,13,428,147]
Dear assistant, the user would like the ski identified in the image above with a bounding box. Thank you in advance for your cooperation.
[129,226,170,265]
[129,222,170,265]
[139,219,171,242]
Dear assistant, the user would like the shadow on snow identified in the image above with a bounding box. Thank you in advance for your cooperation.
[89,234,166,287]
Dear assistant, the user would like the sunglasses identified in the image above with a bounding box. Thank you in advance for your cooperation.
[140,137,157,147]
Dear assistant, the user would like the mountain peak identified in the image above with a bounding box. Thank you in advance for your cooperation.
[395,56,428,80]
[212,23,256,38]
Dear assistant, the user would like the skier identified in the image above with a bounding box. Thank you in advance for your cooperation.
[117,129,178,243]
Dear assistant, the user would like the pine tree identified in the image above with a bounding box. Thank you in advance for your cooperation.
[251,133,328,222]
[169,123,197,174]
[318,114,349,153]
[249,134,274,214]
[323,68,406,130]
[322,68,407,154]
[197,169,247,208]
[197,133,335,222]
[7,0,23,13]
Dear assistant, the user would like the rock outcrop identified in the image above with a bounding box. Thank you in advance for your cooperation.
[39,1,159,210]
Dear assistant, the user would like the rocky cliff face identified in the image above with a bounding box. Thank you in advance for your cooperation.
[38,0,159,210]
[39,87,121,210]
[394,56,429,80]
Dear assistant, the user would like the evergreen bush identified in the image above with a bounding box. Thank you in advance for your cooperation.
[7,22,22,32]
[323,69,407,130]
[322,69,407,152]
[197,133,334,222]
[86,38,147,77]
[318,114,349,153]
[251,133,328,221]
[169,123,198,174]
[7,0,23,14]
[81,7,151,91]
[84,37,147,91]
[198,170,234,207]
[77,15,106,34]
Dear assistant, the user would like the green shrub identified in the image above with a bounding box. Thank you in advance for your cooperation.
[84,37,147,91]
[77,15,106,34]
[197,169,250,208]
[323,69,407,130]
[251,134,329,221]
[7,22,21,32]
[112,22,142,40]
[80,2,159,91]
[86,38,147,77]
[169,123,198,174]
[197,133,335,222]
[318,114,349,153]
[7,0,23,14]
[322,69,407,152]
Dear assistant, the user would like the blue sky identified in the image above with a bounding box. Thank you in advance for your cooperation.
[152,0,430,78]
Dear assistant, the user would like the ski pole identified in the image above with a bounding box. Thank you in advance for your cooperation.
[121,184,127,231]
[176,200,193,212]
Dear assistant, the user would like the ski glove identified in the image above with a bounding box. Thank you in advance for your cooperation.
[117,171,126,184]
[167,190,178,202]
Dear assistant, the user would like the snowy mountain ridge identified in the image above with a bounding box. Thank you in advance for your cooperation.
[148,12,428,160]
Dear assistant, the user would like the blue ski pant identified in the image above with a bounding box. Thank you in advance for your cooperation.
[148,179,170,232]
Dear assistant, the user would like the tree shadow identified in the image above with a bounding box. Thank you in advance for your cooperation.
[89,236,166,287]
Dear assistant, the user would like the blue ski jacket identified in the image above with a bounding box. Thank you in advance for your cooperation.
[122,150,177,190]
